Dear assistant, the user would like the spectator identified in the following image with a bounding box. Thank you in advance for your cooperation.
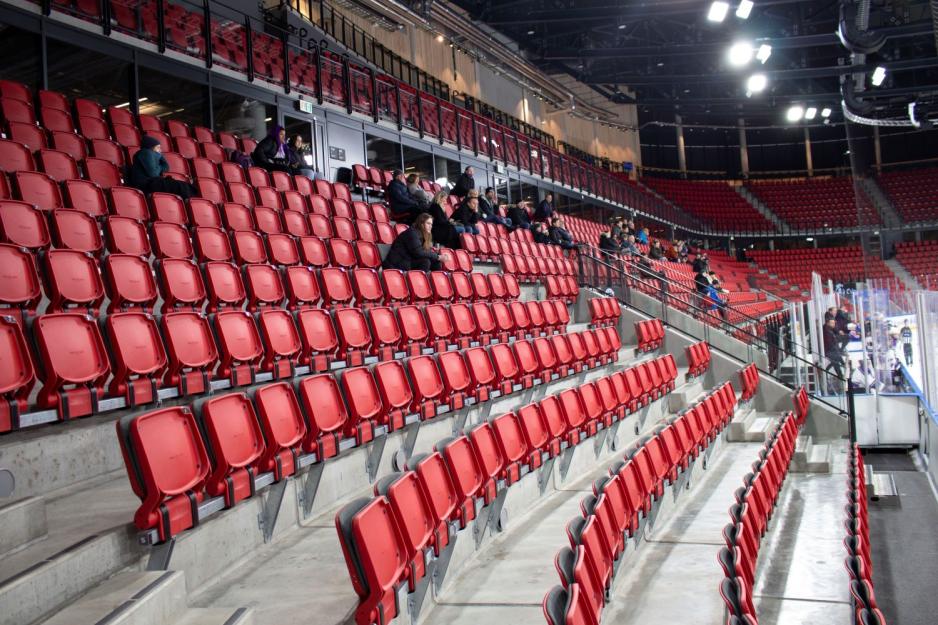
[386,169,421,222]
[649,240,665,260]
[692,253,709,273]
[129,135,198,198]
[625,219,636,236]
[534,192,554,222]
[507,201,532,229]
[623,234,642,256]
[287,135,319,179]
[532,222,552,245]
[706,279,728,320]
[450,166,475,198]
[665,241,679,262]
[252,125,294,173]
[382,213,441,271]
[426,190,461,249]
[599,227,619,253]
[822,318,846,392]
[636,227,649,245]
[406,174,430,208]
[479,187,513,228]
[609,217,624,241]
[549,216,576,250]
[451,194,481,235]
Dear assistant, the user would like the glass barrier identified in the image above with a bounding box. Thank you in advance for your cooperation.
[456,110,474,151]
[288,45,318,98]
[399,89,418,131]
[250,29,284,86]
[439,102,457,144]
[375,75,398,125]
[517,137,531,172]
[109,1,155,44]
[320,52,345,107]
[489,124,504,163]
[502,129,518,167]
[348,63,373,116]
[474,119,490,158]
[210,11,247,74]
[419,94,439,138]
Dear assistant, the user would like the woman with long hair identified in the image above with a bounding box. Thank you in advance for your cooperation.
[427,189,461,249]
[382,212,442,271]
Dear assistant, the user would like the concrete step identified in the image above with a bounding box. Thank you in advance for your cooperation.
[792,435,832,473]
[871,471,901,507]
[174,608,254,625]
[668,380,705,414]
[0,495,47,557]
[726,407,775,442]
[40,570,187,625]
[745,416,776,442]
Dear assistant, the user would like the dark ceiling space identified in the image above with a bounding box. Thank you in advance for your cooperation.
[445,0,938,126]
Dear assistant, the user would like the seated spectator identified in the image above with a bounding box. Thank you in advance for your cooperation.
[534,192,554,222]
[665,241,679,262]
[637,227,649,245]
[649,240,665,260]
[532,222,552,244]
[451,193,481,235]
[507,201,532,229]
[129,135,198,199]
[707,280,728,320]
[450,166,475,198]
[479,187,513,228]
[426,190,461,249]
[549,216,576,250]
[622,234,642,256]
[382,213,441,271]
[287,135,319,180]
[252,125,294,173]
[386,169,421,223]
[407,174,430,208]
[692,252,709,273]
[598,225,619,253]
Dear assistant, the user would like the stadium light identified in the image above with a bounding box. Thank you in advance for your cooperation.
[436,34,444,43]
[756,44,772,63]
[821,107,832,118]
[871,66,886,86]
[736,1,754,19]
[804,107,817,120]
[728,42,753,67]
[786,105,804,122]
[746,73,767,95]
[708,2,730,22]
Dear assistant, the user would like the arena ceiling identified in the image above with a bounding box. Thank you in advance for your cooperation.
[444,0,938,126]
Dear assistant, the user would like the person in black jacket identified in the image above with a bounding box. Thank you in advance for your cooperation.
[451,194,481,234]
[479,187,513,228]
[252,125,293,173]
[549,216,576,249]
[386,169,421,223]
[450,166,475,198]
[507,201,532,229]
[427,190,461,249]
[534,192,554,222]
[382,213,441,271]
[532,222,552,244]
[129,135,198,198]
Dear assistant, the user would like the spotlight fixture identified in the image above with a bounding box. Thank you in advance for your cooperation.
[736,0,754,19]
[708,1,729,22]
[821,107,832,118]
[618,24,626,30]
[435,34,444,43]
[756,44,772,63]
[804,107,817,120]
[728,42,753,66]
[746,73,767,95]
[527,29,535,35]
[786,105,804,122]
[871,66,886,86]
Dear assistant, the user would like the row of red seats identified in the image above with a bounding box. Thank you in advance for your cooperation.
[792,386,809,427]
[718,411,799,625]
[0,293,580,431]
[845,445,885,625]
[461,232,575,269]
[587,297,620,328]
[686,341,712,378]
[117,324,624,542]
[544,275,580,304]
[877,167,938,223]
[338,354,679,625]
[739,364,760,402]
[544,381,739,625]
[635,319,665,352]
[644,178,775,233]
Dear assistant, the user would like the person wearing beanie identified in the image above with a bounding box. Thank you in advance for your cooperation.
[129,135,197,198]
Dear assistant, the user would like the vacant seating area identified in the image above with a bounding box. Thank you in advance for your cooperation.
[747,177,881,229]
[894,240,938,288]
[643,178,775,232]
[845,445,887,625]
[748,246,902,291]
[877,167,938,223]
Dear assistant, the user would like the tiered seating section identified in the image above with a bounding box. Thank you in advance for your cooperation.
[337,354,679,625]
[877,167,938,223]
[587,296,621,328]
[747,177,880,229]
[894,240,938,288]
[718,410,800,625]
[845,445,886,625]
[748,247,902,292]
[634,319,665,353]
[686,341,712,378]
[643,178,775,233]
[543,381,738,625]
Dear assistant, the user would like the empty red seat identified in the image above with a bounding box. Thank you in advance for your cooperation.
[197,393,266,506]
[0,243,42,321]
[44,248,105,313]
[0,316,35,431]
[253,382,306,479]
[0,200,50,250]
[152,221,195,259]
[15,171,62,210]
[104,254,158,312]
[105,311,167,407]
[50,208,103,254]
[118,406,211,541]
[213,310,264,386]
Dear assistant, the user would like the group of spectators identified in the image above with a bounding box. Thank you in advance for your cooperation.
[382,166,580,270]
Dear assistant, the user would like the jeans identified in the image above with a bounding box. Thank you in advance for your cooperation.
[454,225,479,235]
[484,215,512,228]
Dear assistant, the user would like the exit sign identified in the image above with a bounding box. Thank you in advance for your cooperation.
[296,99,314,114]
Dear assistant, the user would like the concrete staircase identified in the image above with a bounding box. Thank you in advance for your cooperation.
[791,434,833,473]
[735,185,790,233]
[885,258,921,290]
[726,405,778,442]
[857,176,903,227]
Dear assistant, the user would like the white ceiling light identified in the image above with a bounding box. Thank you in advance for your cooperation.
[736,0,754,19]
[804,107,817,120]
[436,34,444,43]
[708,2,730,22]
[728,42,753,67]
[746,73,767,95]
[756,44,772,63]
[786,105,805,122]
[821,107,832,118]
[871,66,886,86]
